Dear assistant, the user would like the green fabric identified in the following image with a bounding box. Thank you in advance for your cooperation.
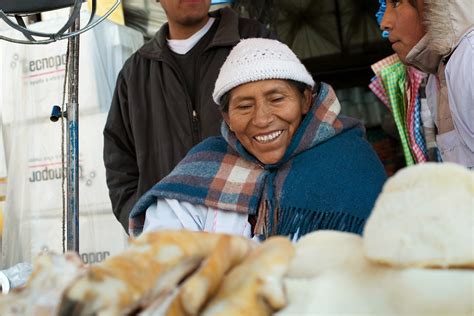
[380,62,414,166]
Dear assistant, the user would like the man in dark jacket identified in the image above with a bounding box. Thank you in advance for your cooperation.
[103,0,274,233]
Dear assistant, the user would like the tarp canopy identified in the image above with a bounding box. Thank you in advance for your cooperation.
[121,0,392,87]
[274,0,392,86]
[276,0,386,58]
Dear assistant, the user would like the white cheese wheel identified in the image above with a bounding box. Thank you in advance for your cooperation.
[279,227,474,316]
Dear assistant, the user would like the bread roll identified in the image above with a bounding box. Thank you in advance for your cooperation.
[201,236,295,316]
[163,234,252,315]
[363,163,474,268]
[0,252,85,316]
[57,230,251,316]
[287,230,365,278]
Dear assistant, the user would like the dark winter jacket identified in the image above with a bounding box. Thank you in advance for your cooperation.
[103,7,274,232]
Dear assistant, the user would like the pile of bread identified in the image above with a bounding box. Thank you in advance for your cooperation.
[0,230,294,315]
[1,163,473,315]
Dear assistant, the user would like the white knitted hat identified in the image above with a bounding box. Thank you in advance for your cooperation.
[212,38,315,105]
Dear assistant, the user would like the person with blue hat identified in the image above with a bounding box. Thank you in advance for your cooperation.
[379,0,474,169]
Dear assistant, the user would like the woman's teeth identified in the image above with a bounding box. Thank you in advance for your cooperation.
[254,130,283,143]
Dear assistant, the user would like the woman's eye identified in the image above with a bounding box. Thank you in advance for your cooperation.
[271,96,284,103]
[237,104,252,110]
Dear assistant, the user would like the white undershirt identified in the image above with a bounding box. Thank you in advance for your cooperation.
[143,198,300,242]
[167,18,216,55]
[143,198,252,238]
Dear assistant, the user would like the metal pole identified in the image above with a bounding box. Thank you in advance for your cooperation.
[66,13,80,252]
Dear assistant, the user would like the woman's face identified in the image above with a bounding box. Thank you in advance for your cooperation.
[223,79,312,165]
[381,0,426,64]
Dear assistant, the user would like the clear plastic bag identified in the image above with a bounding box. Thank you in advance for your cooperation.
[0,14,143,268]
[0,262,33,293]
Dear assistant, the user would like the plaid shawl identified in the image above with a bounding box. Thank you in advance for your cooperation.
[129,83,386,238]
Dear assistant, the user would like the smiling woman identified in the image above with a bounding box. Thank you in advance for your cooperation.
[129,38,387,241]
[222,79,312,164]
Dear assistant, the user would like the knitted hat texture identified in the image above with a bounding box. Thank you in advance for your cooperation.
[212,38,315,105]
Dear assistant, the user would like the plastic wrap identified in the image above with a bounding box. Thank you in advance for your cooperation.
[0,13,144,268]
[0,262,33,293]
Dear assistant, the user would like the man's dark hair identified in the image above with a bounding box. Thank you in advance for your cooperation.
[219,79,317,113]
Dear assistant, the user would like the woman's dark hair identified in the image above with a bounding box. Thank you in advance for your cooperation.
[219,79,319,113]
[408,0,418,8]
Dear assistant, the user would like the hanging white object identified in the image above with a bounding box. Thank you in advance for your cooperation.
[0,17,143,267]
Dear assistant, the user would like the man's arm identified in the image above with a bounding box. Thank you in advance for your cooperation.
[103,70,138,233]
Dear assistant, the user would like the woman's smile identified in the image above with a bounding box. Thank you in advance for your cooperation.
[254,130,284,144]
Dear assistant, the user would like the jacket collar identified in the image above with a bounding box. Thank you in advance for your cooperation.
[406,0,474,73]
[208,7,241,47]
[405,34,442,74]
[138,7,241,60]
